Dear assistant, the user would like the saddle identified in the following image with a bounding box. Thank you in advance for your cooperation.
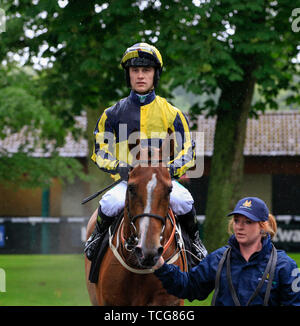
[88,211,196,283]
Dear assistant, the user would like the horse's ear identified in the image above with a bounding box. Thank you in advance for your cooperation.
[160,128,174,163]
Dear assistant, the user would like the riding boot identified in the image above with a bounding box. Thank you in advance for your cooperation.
[84,207,113,261]
[177,206,208,264]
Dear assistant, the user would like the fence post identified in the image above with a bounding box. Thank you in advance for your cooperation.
[0,268,6,292]
[41,188,50,254]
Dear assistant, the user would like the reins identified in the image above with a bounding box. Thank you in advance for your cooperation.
[162,208,176,256]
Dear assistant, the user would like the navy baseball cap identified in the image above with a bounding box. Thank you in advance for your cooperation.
[227,197,269,222]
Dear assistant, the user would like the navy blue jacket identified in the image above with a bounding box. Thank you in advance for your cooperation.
[155,235,300,306]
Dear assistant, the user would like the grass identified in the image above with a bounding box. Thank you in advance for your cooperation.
[0,253,299,306]
[0,254,90,306]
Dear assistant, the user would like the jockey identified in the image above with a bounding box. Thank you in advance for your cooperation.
[85,43,207,263]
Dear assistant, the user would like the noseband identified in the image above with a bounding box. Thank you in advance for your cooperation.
[130,212,166,225]
[124,207,166,251]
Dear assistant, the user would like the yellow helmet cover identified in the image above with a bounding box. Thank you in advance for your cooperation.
[121,43,163,69]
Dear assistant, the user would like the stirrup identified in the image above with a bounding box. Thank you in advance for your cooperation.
[192,232,208,261]
[84,231,101,261]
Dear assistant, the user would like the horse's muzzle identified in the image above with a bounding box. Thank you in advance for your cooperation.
[134,245,164,268]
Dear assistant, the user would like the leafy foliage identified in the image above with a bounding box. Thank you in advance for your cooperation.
[0,0,299,247]
[0,65,87,188]
[0,152,88,189]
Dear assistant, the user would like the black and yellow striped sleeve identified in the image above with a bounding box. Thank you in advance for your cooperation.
[91,110,119,175]
[169,110,195,178]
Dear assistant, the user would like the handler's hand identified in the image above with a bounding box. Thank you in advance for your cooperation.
[154,256,165,270]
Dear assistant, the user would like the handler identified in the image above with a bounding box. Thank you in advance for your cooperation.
[85,42,207,263]
[154,197,300,306]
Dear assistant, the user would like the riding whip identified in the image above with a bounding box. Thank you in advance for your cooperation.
[81,179,122,205]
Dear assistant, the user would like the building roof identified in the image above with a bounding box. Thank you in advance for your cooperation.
[1,111,299,158]
[1,115,88,158]
[197,111,300,156]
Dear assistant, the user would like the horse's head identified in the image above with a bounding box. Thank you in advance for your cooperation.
[125,144,173,268]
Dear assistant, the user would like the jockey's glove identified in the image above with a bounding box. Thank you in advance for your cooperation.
[117,162,130,181]
[168,164,178,180]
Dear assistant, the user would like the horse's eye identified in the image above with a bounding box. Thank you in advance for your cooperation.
[167,186,173,195]
[127,183,136,195]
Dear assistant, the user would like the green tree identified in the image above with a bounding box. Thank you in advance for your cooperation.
[0,0,154,209]
[153,0,300,251]
[0,65,87,189]
[0,0,89,189]
[2,0,299,251]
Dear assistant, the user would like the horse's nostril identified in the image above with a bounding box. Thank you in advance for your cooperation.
[134,246,144,259]
[157,246,164,256]
[136,247,164,267]
[152,247,164,265]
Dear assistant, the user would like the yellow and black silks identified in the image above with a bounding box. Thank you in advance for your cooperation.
[91,90,195,180]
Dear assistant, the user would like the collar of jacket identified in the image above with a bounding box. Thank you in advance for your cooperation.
[129,89,156,106]
[228,234,272,262]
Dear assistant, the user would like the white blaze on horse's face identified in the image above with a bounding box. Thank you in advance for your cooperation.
[144,172,157,214]
[138,172,157,246]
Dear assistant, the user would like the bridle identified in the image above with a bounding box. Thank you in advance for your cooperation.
[122,204,179,257]
[109,206,182,274]
[130,212,166,226]
[124,160,170,249]
[108,160,185,272]
[124,207,166,251]
[109,207,183,274]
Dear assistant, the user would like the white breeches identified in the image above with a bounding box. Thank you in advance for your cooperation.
[99,180,194,217]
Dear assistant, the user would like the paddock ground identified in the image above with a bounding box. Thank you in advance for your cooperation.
[0,253,299,306]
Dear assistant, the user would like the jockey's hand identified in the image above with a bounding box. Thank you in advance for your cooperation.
[168,164,177,180]
[117,163,129,181]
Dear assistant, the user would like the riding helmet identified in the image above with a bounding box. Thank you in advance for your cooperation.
[120,42,163,88]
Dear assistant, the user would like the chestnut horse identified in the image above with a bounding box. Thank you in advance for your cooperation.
[84,151,187,305]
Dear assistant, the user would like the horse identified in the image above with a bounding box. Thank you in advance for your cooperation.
[84,146,187,306]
